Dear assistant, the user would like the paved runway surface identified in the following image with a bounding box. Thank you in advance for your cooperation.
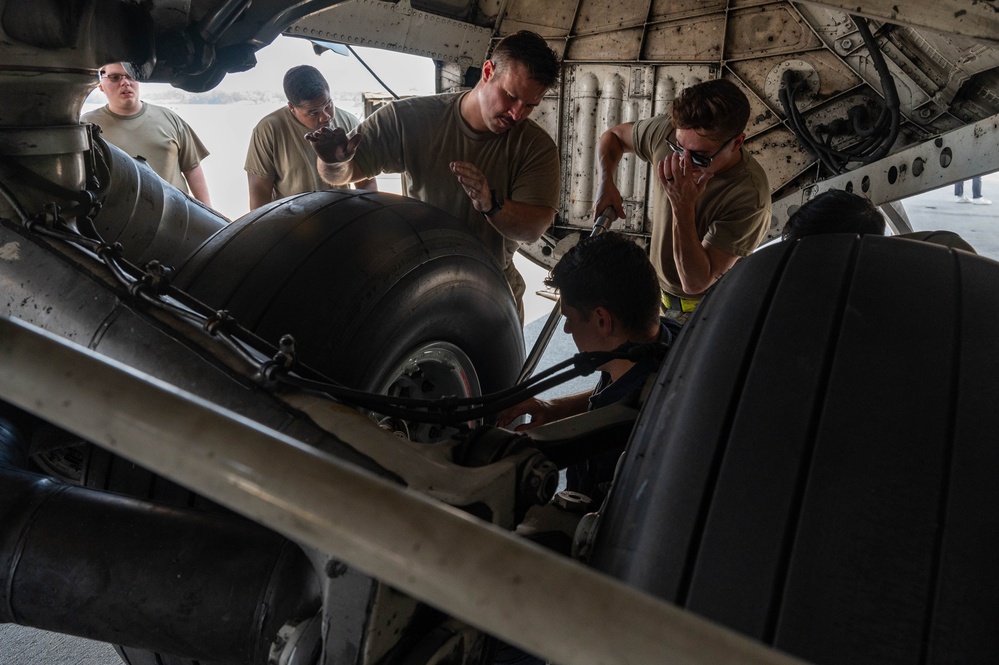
[4,178,998,664]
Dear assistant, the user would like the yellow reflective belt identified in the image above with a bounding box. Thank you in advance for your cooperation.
[661,292,700,313]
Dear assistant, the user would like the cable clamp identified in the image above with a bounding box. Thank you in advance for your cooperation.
[141,260,175,294]
[257,334,297,382]
[204,309,235,336]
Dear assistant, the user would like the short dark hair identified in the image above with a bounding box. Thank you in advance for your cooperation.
[672,79,750,142]
[490,31,561,90]
[546,232,660,335]
[283,65,329,106]
[782,190,886,241]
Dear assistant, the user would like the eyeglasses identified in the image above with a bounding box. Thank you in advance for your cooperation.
[100,72,135,84]
[664,134,738,168]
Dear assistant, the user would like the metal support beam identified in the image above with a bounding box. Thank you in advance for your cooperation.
[771,111,999,235]
[286,0,492,71]
[0,315,809,665]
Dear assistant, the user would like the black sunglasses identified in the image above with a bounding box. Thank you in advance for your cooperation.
[664,134,738,168]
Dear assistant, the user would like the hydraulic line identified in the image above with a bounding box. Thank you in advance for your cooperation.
[780,15,901,175]
[19,200,673,427]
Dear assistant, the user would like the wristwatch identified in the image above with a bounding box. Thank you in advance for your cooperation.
[483,189,504,217]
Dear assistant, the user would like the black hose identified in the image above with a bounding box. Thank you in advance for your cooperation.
[274,341,672,426]
[779,15,901,175]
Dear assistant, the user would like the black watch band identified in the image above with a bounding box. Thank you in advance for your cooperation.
[483,189,504,217]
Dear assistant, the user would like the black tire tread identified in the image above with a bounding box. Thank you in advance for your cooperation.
[593,234,999,665]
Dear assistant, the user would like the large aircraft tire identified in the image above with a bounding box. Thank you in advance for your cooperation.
[176,189,525,406]
[591,234,999,664]
[83,190,525,664]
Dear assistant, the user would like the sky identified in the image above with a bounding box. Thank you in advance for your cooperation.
[85,34,438,103]
[215,35,438,97]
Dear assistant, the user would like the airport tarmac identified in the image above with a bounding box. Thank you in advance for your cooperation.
[900,175,999,259]
[4,178,999,664]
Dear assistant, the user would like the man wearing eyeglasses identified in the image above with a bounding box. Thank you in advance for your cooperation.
[82,63,212,206]
[595,78,771,323]
[245,65,376,211]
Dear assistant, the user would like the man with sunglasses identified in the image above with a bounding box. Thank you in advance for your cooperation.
[595,78,771,323]
[83,63,212,205]
[245,65,376,211]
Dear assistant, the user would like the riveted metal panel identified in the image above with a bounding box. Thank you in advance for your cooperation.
[803,0,999,45]
[571,0,650,37]
[729,50,863,113]
[643,15,727,62]
[751,124,820,196]
[648,0,727,23]
[725,5,823,60]
[566,27,645,62]
[501,0,576,35]
[411,0,476,18]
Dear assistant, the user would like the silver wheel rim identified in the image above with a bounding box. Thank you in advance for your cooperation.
[373,341,481,442]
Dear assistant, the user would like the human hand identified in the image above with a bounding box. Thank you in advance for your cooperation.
[593,179,626,221]
[449,161,492,212]
[496,397,556,431]
[306,126,363,164]
[657,151,712,210]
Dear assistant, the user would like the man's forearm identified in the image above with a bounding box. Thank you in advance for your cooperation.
[671,206,714,295]
[484,200,556,242]
[594,127,634,218]
[549,391,593,420]
[184,165,212,207]
[248,191,269,210]
[247,173,274,210]
[317,157,358,187]
[597,129,626,182]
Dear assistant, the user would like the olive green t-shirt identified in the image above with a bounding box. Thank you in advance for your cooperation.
[244,105,361,200]
[82,102,208,195]
[632,114,772,298]
[351,92,560,282]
